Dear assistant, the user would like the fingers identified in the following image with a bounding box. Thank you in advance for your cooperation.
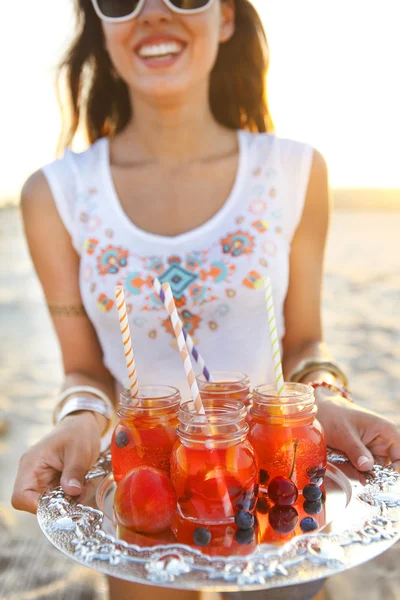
[60,443,94,496]
[11,487,40,514]
[388,442,400,473]
[11,457,43,514]
[341,429,374,472]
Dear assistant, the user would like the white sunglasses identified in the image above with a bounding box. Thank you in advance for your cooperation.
[91,0,217,23]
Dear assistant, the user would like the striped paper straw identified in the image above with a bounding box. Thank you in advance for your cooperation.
[264,277,285,396]
[162,282,233,517]
[115,286,139,400]
[153,278,213,382]
[161,283,205,414]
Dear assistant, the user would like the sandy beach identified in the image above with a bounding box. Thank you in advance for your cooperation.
[0,206,399,599]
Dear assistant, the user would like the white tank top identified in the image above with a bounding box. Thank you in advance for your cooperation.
[41,130,313,398]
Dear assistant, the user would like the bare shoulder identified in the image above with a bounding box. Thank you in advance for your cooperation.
[20,169,70,241]
[21,170,55,218]
[309,148,328,185]
[303,148,331,215]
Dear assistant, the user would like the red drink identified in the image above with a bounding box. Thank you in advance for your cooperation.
[171,399,259,525]
[197,372,252,407]
[249,383,327,493]
[111,386,180,483]
[172,514,258,556]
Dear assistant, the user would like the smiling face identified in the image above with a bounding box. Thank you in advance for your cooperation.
[101,0,235,101]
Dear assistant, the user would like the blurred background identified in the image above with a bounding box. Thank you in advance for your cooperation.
[0,1,399,598]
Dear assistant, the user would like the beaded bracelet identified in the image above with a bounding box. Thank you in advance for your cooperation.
[311,381,353,402]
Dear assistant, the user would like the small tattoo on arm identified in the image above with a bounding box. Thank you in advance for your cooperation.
[48,304,87,317]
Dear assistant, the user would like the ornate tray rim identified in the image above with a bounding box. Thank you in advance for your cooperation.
[37,451,400,591]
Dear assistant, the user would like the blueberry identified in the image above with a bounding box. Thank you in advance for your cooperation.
[300,517,318,533]
[260,469,270,486]
[115,429,130,448]
[303,484,323,502]
[303,500,322,515]
[235,527,255,545]
[256,496,270,515]
[193,527,212,546]
[235,511,254,531]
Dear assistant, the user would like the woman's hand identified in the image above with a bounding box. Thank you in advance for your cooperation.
[11,411,103,514]
[316,390,400,472]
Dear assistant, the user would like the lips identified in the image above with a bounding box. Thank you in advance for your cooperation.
[135,36,187,60]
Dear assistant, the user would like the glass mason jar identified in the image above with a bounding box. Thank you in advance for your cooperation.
[170,399,259,525]
[196,371,253,407]
[111,386,180,484]
[249,383,327,493]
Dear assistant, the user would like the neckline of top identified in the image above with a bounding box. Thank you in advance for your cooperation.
[100,129,249,246]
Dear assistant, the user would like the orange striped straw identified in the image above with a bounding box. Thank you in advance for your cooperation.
[161,283,205,414]
[115,286,139,400]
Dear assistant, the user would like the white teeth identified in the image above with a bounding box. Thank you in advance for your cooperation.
[138,42,183,58]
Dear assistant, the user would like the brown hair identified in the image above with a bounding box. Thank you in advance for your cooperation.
[58,0,273,151]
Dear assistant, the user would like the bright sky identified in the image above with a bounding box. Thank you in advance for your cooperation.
[0,0,399,201]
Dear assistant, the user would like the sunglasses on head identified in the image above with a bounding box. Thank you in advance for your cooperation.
[91,0,217,22]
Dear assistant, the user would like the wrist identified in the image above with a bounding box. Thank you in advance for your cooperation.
[61,410,108,435]
[300,370,338,387]
[312,381,353,408]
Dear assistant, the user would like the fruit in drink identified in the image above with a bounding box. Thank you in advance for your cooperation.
[267,476,298,506]
[268,505,299,534]
[114,466,176,533]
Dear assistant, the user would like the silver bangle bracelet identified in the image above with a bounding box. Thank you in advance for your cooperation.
[53,385,115,425]
[53,386,116,452]
[56,396,110,423]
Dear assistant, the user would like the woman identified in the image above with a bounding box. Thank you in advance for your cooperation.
[12,1,400,599]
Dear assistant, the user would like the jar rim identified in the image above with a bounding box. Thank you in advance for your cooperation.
[120,385,181,411]
[197,371,250,388]
[251,383,316,421]
[178,399,248,446]
[179,398,247,420]
[253,382,314,404]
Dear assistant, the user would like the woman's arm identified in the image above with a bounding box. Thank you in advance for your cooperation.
[13,170,116,511]
[282,152,400,472]
[21,170,115,405]
[282,149,336,384]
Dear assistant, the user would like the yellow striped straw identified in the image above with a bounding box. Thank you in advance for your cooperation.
[264,276,284,396]
[115,286,139,401]
[161,283,205,414]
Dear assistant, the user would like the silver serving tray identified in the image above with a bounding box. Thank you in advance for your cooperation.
[37,451,400,591]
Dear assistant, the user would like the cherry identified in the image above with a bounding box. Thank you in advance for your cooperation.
[268,505,299,534]
[303,484,323,502]
[268,476,298,506]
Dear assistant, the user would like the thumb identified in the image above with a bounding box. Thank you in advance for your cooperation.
[60,445,92,496]
[341,429,374,471]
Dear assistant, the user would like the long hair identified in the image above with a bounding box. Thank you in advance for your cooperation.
[57,0,273,151]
